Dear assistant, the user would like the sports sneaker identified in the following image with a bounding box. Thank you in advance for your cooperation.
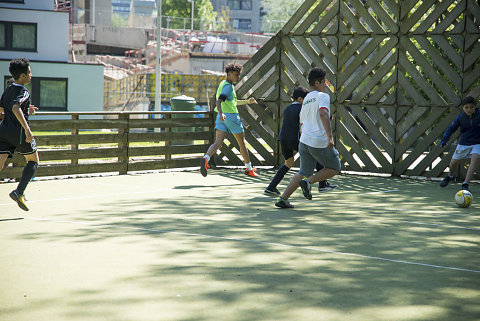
[245,168,259,177]
[275,197,294,208]
[318,181,338,192]
[440,174,452,187]
[200,157,210,177]
[462,183,470,191]
[299,178,312,200]
[9,190,29,211]
[264,187,281,196]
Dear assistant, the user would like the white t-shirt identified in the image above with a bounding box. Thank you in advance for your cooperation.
[299,90,330,148]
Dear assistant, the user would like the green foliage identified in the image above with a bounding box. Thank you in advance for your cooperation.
[262,0,304,33]
[112,13,128,27]
[198,0,216,30]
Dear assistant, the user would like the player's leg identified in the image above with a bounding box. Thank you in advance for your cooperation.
[299,145,341,199]
[463,146,480,190]
[265,141,296,195]
[279,143,316,201]
[16,151,39,195]
[9,141,39,211]
[441,145,468,187]
[232,131,258,177]
[200,129,227,177]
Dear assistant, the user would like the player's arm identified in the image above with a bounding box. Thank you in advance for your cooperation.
[12,103,34,143]
[319,108,334,149]
[216,97,225,121]
[237,97,257,106]
[440,117,460,147]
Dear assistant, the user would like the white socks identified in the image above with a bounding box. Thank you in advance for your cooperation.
[245,162,253,170]
[203,155,210,162]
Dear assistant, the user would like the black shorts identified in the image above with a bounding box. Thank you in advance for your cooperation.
[0,127,37,158]
[280,139,299,160]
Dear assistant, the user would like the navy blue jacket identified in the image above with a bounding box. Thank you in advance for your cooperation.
[440,109,480,146]
[279,102,301,141]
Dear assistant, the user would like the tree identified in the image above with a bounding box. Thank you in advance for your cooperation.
[160,0,216,30]
[198,0,216,30]
[261,0,304,33]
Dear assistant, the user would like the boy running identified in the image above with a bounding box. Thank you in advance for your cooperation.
[275,68,341,208]
[0,58,39,211]
[265,87,337,195]
[200,62,259,177]
[439,96,479,191]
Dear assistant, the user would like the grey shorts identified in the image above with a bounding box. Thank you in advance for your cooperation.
[298,142,341,177]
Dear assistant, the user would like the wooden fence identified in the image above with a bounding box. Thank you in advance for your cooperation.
[216,0,480,179]
[0,111,214,179]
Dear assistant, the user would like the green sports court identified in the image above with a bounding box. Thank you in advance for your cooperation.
[1,169,478,321]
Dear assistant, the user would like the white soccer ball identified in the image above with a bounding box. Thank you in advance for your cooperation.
[455,190,473,208]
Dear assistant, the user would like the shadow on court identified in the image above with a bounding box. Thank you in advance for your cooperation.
[0,169,478,321]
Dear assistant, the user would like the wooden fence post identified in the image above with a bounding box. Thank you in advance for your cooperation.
[118,113,129,174]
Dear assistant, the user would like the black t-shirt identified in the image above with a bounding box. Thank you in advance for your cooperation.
[279,102,301,141]
[0,83,31,129]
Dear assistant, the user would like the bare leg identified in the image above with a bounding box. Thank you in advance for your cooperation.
[306,168,338,185]
[448,158,461,177]
[465,154,480,184]
[281,173,303,200]
[233,131,250,164]
[205,130,227,158]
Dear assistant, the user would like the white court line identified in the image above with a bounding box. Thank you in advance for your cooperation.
[6,214,479,274]
[403,221,480,231]
[360,189,399,195]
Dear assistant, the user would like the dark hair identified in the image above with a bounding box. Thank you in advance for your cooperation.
[308,67,326,86]
[9,58,30,80]
[292,87,309,100]
[462,96,476,106]
[225,62,242,74]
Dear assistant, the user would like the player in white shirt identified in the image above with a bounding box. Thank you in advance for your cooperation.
[275,68,341,208]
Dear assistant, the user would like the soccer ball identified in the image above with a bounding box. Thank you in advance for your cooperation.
[455,190,473,208]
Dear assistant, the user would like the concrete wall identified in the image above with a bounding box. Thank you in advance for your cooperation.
[86,25,148,49]
[0,60,104,117]
[0,8,69,62]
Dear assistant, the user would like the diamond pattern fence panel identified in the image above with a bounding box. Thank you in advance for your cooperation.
[220,0,480,179]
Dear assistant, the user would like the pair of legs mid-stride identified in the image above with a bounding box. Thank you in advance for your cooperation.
[200,129,258,177]
[440,145,479,191]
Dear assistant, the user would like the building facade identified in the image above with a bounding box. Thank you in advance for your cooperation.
[210,0,263,33]
[0,0,104,115]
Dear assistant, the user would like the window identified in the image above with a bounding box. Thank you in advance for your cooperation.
[34,78,68,111]
[233,18,251,30]
[4,76,68,111]
[0,21,37,52]
[227,0,252,10]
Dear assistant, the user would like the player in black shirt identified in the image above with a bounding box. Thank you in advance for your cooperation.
[265,87,337,195]
[0,58,39,211]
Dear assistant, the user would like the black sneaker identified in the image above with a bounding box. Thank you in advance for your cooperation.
[440,174,452,187]
[462,183,470,191]
[264,188,281,196]
[318,181,338,192]
[200,157,209,177]
[275,197,294,208]
[9,190,29,211]
[299,178,312,200]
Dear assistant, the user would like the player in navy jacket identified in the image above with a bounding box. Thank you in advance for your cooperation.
[439,96,480,191]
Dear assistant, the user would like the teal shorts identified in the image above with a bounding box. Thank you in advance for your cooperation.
[215,113,244,134]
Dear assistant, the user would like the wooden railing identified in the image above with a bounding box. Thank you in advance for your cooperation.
[0,111,214,179]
